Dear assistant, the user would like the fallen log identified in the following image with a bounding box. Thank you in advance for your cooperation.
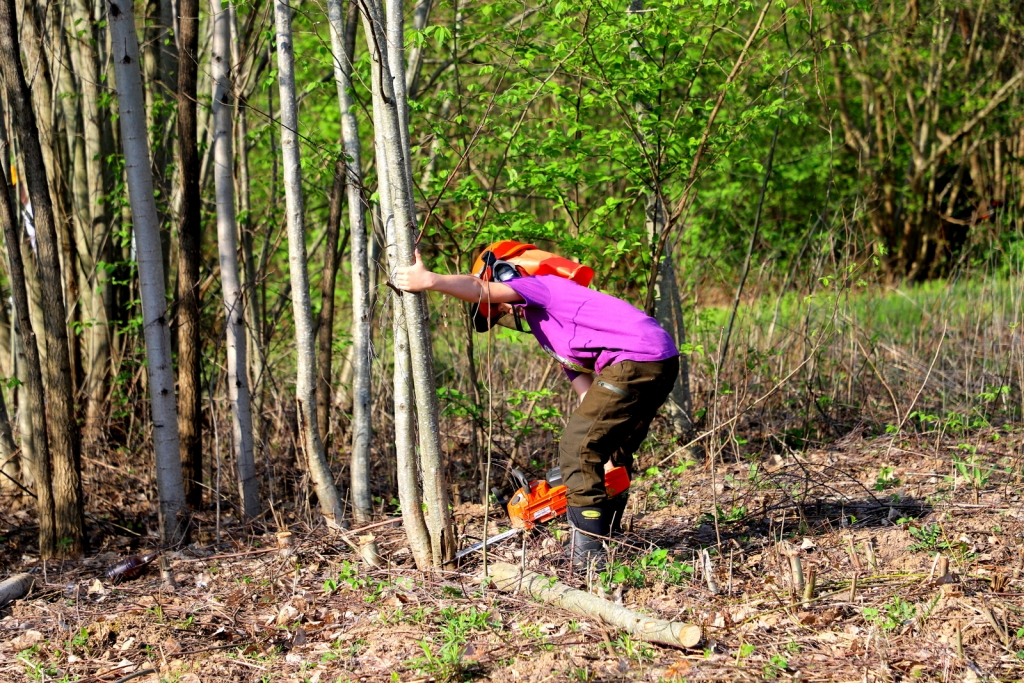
[487,562,702,648]
[0,573,34,607]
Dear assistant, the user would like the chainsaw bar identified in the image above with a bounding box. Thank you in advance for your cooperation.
[454,528,522,560]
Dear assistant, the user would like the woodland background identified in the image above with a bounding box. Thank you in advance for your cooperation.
[1,0,1024,679]
[0,0,1022,553]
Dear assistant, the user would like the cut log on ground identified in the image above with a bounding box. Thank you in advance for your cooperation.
[0,573,34,606]
[487,563,702,648]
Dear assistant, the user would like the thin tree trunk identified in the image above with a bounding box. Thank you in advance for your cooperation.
[69,0,112,439]
[231,3,266,436]
[142,0,175,281]
[51,21,90,398]
[0,116,21,492]
[211,0,259,518]
[362,20,431,566]
[273,0,346,528]
[0,91,54,558]
[328,0,374,526]
[404,0,432,95]
[363,0,454,565]
[108,0,186,544]
[0,0,85,557]
[316,158,344,448]
[63,2,111,438]
[628,0,693,437]
[0,389,19,493]
[21,0,83,395]
[176,0,203,509]
[489,563,702,648]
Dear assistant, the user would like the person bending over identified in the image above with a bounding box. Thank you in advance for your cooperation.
[394,249,679,567]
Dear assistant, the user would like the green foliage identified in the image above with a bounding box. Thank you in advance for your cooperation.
[874,467,900,492]
[602,548,694,589]
[862,598,916,631]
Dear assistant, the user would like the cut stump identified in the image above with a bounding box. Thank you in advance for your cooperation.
[0,573,34,607]
[487,562,702,648]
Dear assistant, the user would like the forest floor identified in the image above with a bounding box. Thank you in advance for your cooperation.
[2,428,1024,682]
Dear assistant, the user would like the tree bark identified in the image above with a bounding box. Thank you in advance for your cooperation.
[489,563,702,648]
[328,0,374,526]
[107,0,186,544]
[211,0,259,518]
[0,98,54,558]
[21,0,83,395]
[273,0,346,528]
[363,0,454,565]
[69,0,112,439]
[0,0,85,557]
[142,0,175,280]
[230,3,266,439]
[0,573,33,606]
[176,0,203,509]
[361,18,432,565]
[404,0,432,95]
[316,158,344,448]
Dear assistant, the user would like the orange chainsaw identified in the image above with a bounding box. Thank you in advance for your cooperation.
[455,466,630,560]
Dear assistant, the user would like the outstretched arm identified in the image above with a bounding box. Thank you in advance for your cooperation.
[394,251,523,304]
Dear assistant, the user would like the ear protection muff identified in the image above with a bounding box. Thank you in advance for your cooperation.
[471,251,526,332]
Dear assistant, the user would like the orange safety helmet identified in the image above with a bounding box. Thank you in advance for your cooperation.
[470,240,594,332]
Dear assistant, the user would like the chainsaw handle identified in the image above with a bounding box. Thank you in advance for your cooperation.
[510,468,530,493]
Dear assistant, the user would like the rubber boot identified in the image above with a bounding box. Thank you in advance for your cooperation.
[606,494,628,536]
[567,505,609,570]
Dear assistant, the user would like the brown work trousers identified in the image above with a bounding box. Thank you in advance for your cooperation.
[560,356,679,507]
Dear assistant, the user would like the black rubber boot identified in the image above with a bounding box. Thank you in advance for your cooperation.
[567,505,609,570]
[606,494,628,535]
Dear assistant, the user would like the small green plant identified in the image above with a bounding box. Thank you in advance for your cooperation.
[327,561,367,591]
[863,597,916,631]
[614,633,654,662]
[568,666,593,682]
[874,466,900,491]
[18,648,60,682]
[602,549,694,590]
[763,654,789,678]
[908,523,949,552]
[953,446,992,503]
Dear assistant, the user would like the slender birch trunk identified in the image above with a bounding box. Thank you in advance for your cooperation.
[230,3,266,433]
[176,0,204,508]
[363,0,454,565]
[0,0,85,557]
[273,0,346,527]
[212,0,259,518]
[107,0,186,544]
[404,0,432,95]
[327,0,375,526]
[367,52,431,566]
[0,97,54,557]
